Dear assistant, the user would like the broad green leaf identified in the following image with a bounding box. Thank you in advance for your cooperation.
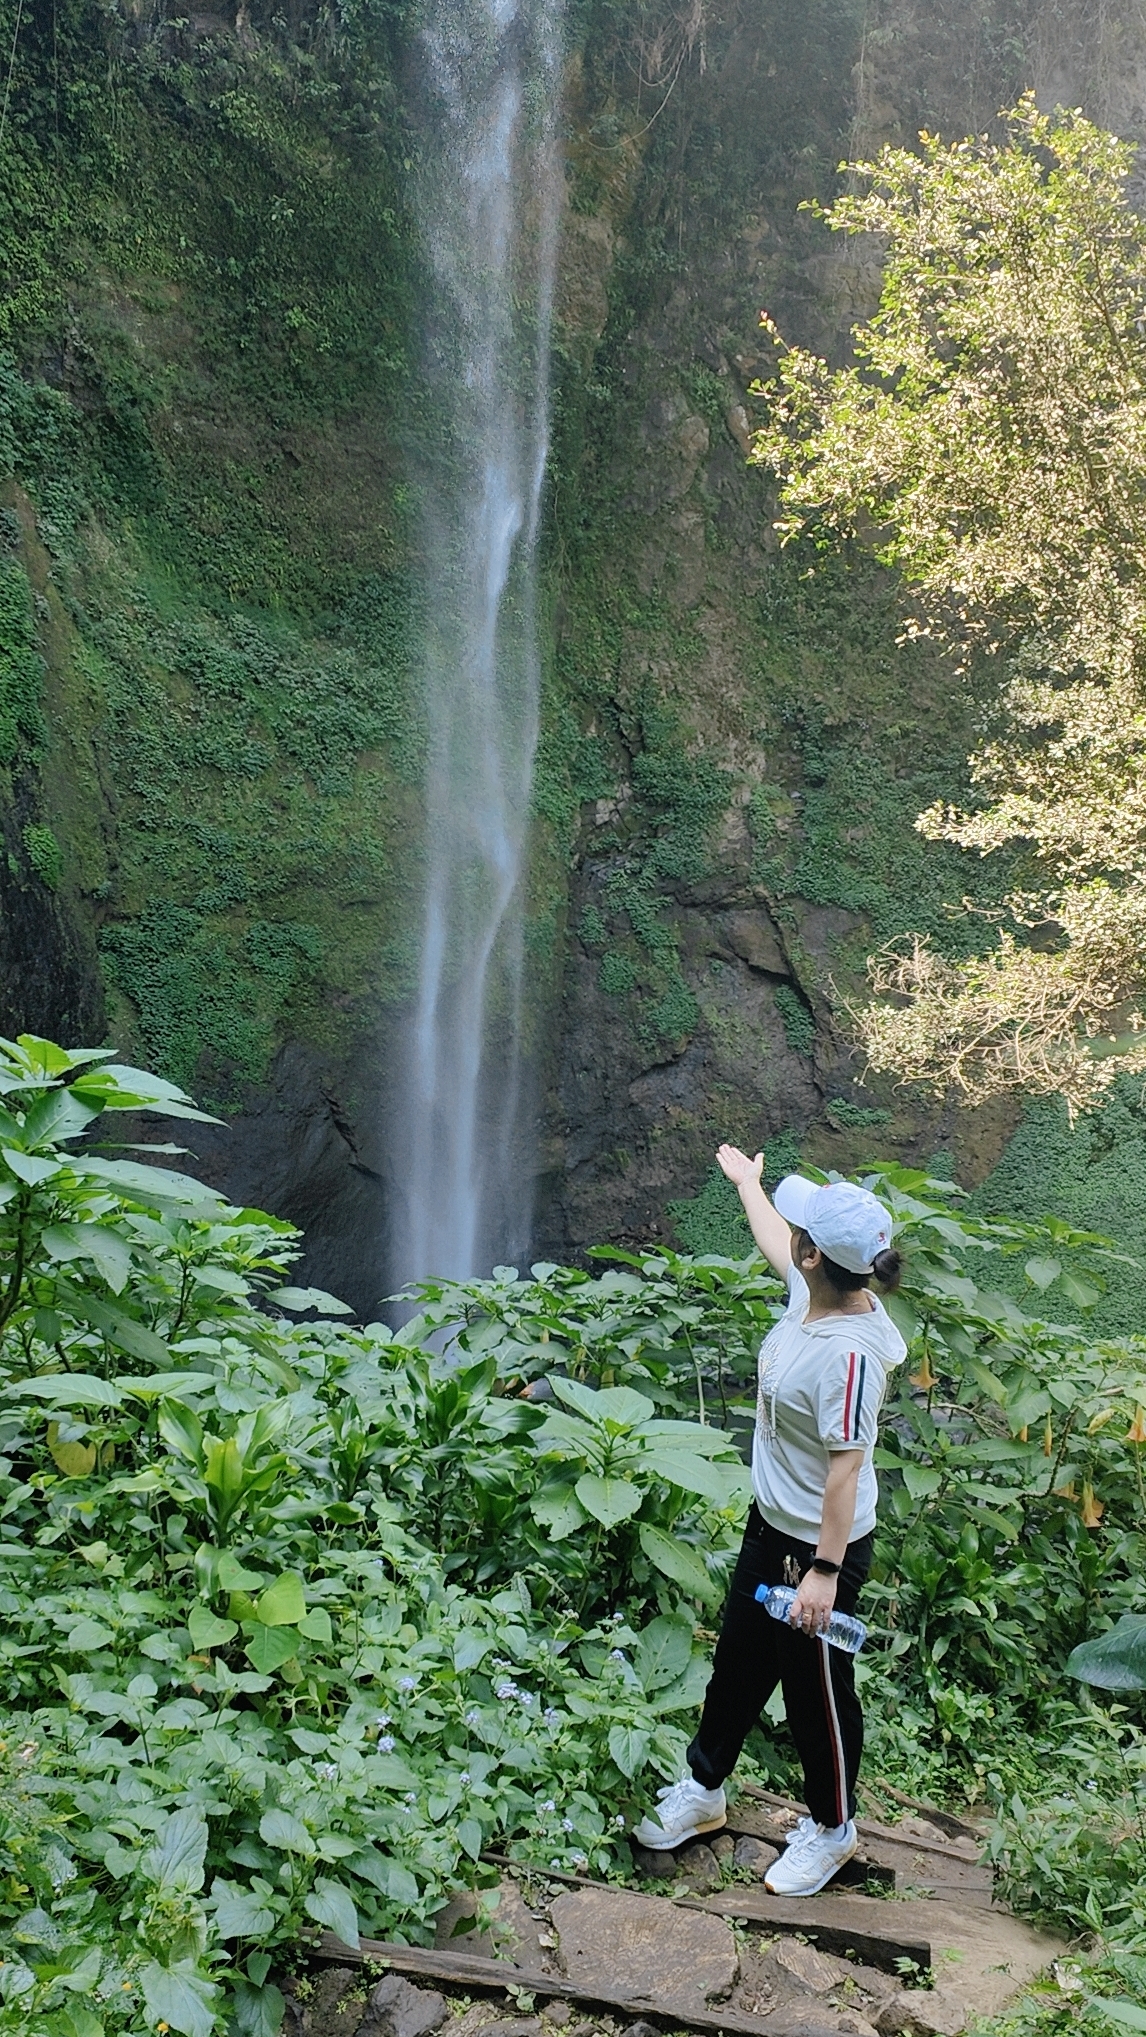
[259,1808,314,1854]
[1066,1614,1146,1691]
[456,1816,484,1860]
[551,1375,655,1426]
[267,1285,354,1315]
[188,1605,238,1651]
[531,1482,588,1540]
[633,1613,693,1692]
[139,1961,219,2037]
[256,1572,306,1626]
[2,1145,60,1183]
[121,1372,218,1401]
[643,1449,749,1505]
[638,1523,716,1602]
[1087,2002,1146,2034]
[304,1878,360,1949]
[54,1282,168,1366]
[902,1464,944,1500]
[297,1608,332,1645]
[245,1626,299,1674]
[369,1754,420,1791]
[382,1861,420,1906]
[159,1400,205,1464]
[72,1064,221,1124]
[140,1809,208,1894]
[58,2006,104,2037]
[641,1418,742,1457]
[22,1089,103,1146]
[41,1222,133,1293]
[9,1375,123,1408]
[191,1265,250,1296]
[231,1979,287,2037]
[1024,1256,1061,1292]
[574,1472,642,1528]
[608,1723,651,1778]
[65,1618,115,1651]
[453,1628,492,1671]
[72,1155,225,1205]
[1058,1271,1100,1309]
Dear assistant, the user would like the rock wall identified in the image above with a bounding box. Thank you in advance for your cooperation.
[7,0,1146,1303]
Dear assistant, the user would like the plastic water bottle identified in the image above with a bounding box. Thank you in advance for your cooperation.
[754,1583,867,1655]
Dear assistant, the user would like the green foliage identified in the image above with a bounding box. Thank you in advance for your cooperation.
[667,1166,752,1257]
[773,983,814,1054]
[825,1097,890,1130]
[974,1080,1146,1338]
[599,951,636,996]
[0,557,47,765]
[0,1036,767,2033]
[22,824,61,889]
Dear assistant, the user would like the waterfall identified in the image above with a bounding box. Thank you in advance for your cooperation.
[394,0,564,1286]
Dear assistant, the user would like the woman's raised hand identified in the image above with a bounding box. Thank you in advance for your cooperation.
[716,1143,764,1189]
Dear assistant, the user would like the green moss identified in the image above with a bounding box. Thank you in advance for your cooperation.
[826,1096,890,1130]
[668,1165,753,1256]
[0,558,47,764]
[599,951,636,995]
[22,823,61,888]
[774,983,815,1055]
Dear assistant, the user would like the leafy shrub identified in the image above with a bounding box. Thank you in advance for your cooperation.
[4,1040,1146,2035]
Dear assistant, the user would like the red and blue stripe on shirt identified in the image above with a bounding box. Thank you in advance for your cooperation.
[842,1350,868,1443]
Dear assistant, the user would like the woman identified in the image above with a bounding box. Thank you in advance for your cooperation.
[633,1148,905,1896]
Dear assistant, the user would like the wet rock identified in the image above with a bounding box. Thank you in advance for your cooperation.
[709,1831,736,1864]
[360,1976,447,2037]
[678,1840,723,1892]
[550,1886,738,2017]
[732,1834,779,1877]
[541,2006,573,2029]
[619,2023,661,2037]
[630,1843,678,1880]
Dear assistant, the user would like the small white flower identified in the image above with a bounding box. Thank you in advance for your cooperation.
[316,1763,338,1780]
[518,1691,534,1707]
[405,1791,417,1802]
[550,1858,561,1868]
[373,1712,392,1728]
[562,1818,574,1833]
[610,1612,623,1624]
[465,1708,482,1726]
[614,1814,625,1828]
[377,1735,395,1753]
[609,1648,625,1662]
[398,1675,417,1692]
[543,1707,559,1726]
[458,1771,471,1786]
[495,1680,519,1700]
[542,1799,556,1813]
[572,1852,588,1867]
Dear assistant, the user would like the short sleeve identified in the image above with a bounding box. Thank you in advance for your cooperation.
[815,1346,882,1452]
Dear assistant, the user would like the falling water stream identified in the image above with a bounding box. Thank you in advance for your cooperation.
[393,0,564,1286]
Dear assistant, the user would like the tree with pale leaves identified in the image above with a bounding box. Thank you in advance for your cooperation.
[753,96,1146,1112]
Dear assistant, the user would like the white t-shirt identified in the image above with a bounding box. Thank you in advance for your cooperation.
[751,1265,907,1543]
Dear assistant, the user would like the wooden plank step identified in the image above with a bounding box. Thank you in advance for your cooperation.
[313,1931,848,2037]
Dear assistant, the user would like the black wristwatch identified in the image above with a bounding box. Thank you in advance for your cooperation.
[810,1557,841,1576]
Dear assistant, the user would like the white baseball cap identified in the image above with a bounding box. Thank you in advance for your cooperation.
[773,1175,893,1276]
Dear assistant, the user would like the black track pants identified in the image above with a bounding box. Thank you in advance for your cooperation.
[686,1504,872,1828]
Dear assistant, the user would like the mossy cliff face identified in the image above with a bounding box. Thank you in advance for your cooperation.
[5,0,1146,1300]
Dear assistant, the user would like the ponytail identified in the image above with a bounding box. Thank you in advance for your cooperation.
[871,1247,903,1293]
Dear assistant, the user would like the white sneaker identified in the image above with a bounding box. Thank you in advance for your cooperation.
[764,1815,858,1895]
[632,1774,727,1851]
